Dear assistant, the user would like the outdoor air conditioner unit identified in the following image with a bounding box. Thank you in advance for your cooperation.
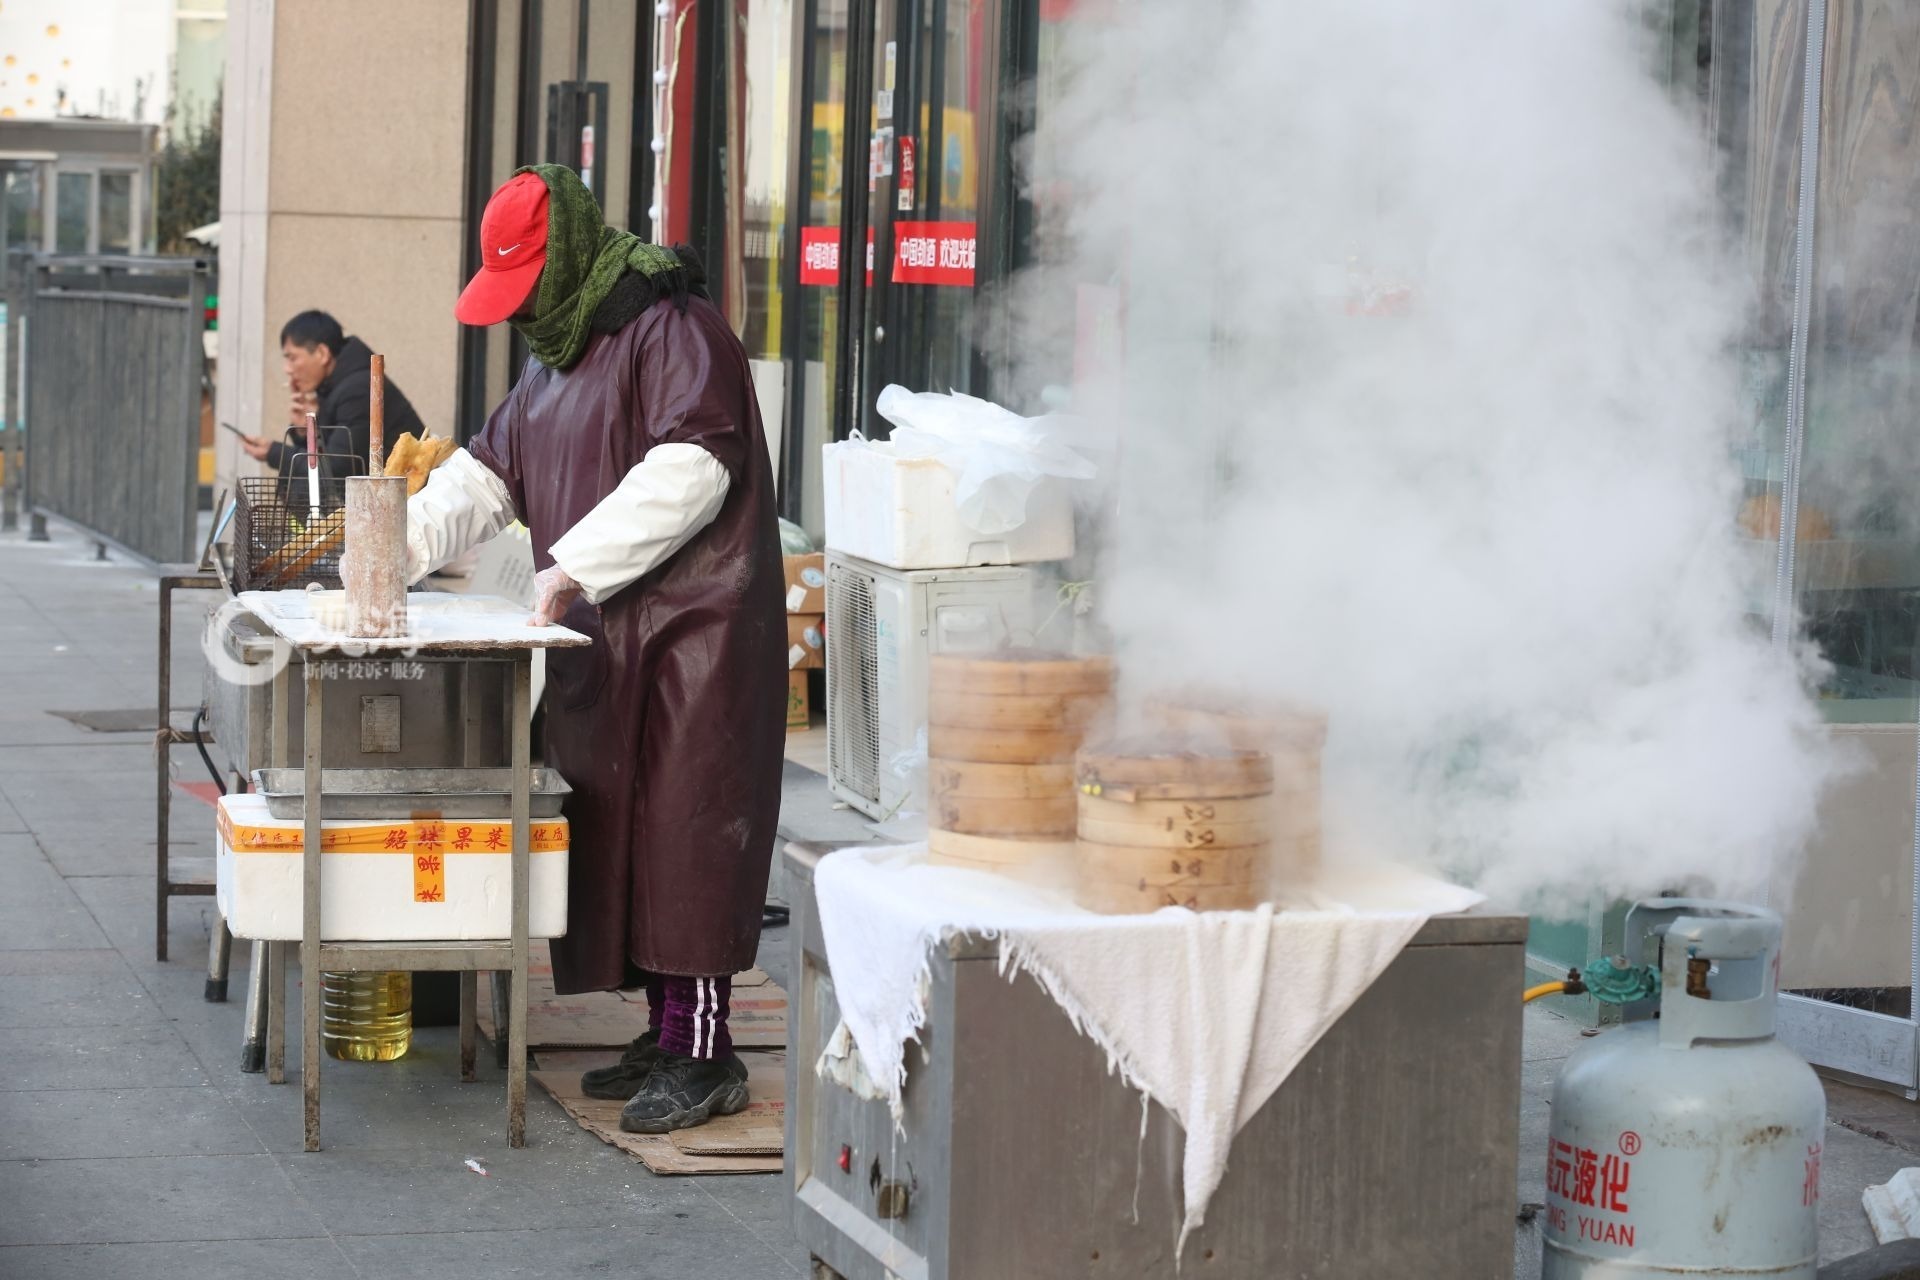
[825,552,1037,820]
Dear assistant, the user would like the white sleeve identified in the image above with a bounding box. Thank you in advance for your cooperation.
[548,442,732,605]
[405,448,517,585]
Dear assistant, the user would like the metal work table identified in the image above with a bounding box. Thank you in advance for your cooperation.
[783,840,1528,1279]
[237,590,589,1152]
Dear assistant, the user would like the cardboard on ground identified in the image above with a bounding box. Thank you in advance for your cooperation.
[531,1050,785,1175]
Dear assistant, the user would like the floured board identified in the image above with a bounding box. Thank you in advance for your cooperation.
[237,588,592,653]
[479,940,785,1050]
[531,1050,785,1174]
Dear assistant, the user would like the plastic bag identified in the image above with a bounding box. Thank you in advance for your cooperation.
[875,385,1097,535]
[778,518,815,555]
[868,726,929,842]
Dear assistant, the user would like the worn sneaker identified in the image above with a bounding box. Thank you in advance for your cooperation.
[618,1051,751,1133]
[580,1030,664,1101]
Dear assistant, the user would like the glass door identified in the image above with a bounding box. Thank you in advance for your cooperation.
[1767,0,1920,1093]
[851,0,985,437]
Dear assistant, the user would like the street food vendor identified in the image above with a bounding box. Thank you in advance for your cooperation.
[239,310,428,477]
[401,166,785,1133]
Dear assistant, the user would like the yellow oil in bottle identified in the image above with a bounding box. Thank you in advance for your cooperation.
[321,971,412,1062]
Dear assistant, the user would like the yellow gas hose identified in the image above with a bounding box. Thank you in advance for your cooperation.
[1523,980,1570,1004]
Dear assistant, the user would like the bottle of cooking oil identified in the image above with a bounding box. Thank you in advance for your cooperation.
[321,971,412,1062]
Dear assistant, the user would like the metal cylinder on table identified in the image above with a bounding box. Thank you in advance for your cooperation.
[344,475,409,637]
[1146,695,1327,887]
[1073,743,1275,914]
[343,351,407,639]
[926,651,1115,881]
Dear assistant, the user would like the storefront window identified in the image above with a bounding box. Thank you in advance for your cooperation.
[55,171,91,253]
[793,0,849,536]
[738,0,792,362]
[98,172,133,255]
[848,0,986,434]
[1791,5,1920,725]
[2,166,41,251]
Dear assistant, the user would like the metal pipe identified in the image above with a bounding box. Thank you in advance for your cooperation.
[302,657,324,1151]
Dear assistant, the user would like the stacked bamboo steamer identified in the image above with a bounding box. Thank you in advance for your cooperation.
[1146,695,1328,885]
[1074,743,1276,913]
[926,651,1116,882]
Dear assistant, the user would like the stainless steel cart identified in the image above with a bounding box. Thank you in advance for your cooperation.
[783,840,1527,1279]
[236,590,589,1151]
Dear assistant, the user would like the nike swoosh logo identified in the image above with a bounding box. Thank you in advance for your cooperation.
[496,243,520,256]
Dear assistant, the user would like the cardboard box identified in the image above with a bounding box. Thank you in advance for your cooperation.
[782,553,826,613]
[787,671,810,731]
[787,613,825,670]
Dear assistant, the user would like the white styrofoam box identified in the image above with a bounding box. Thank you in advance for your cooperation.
[215,794,569,942]
[823,439,1073,570]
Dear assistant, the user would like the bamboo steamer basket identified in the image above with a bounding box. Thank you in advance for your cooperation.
[926,651,1115,877]
[1146,694,1328,884]
[1073,742,1274,914]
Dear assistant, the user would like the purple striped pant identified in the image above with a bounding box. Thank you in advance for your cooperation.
[645,973,733,1060]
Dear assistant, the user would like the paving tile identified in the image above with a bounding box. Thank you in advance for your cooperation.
[64,874,220,966]
[0,746,161,780]
[0,768,158,833]
[0,1087,264,1160]
[224,1054,588,1156]
[0,1238,347,1280]
[0,1154,323,1246]
[0,947,162,1029]
[0,853,110,951]
[339,1220,806,1278]
[277,1139,708,1236]
[0,1022,206,1092]
[1821,1120,1912,1264]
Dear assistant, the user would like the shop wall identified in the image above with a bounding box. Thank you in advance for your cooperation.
[1779,724,1916,990]
[215,0,471,493]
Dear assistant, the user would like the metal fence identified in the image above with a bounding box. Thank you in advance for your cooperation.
[15,254,212,564]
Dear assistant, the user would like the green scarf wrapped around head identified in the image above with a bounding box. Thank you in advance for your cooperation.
[510,163,698,370]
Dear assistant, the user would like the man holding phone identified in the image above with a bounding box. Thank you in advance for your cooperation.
[237,310,427,475]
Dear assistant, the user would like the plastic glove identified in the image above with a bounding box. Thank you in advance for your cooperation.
[528,564,583,627]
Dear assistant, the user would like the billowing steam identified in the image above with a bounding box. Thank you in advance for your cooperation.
[1004,0,1843,915]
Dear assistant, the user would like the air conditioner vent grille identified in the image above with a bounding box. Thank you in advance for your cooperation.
[826,560,881,806]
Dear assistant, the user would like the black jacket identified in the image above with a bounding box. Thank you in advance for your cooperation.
[266,336,428,477]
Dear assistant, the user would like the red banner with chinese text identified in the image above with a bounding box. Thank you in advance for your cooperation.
[799,226,874,287]
[891,221,977,287]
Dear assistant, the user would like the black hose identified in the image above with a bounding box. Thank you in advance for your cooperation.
[192,705,226,796]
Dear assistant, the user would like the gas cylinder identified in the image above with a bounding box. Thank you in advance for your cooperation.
[1541,900,1825,1278]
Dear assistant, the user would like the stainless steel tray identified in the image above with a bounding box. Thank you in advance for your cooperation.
[249,768,571,820]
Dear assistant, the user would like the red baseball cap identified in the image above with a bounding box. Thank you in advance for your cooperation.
[455,173,549,326]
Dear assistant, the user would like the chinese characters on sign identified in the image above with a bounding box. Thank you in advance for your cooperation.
[798,226,874,287]
[891,221,976,287]
[413,850,445,903]
[313,660,428,680]
[1546,1136,1634,1248]
[798,222,978,289]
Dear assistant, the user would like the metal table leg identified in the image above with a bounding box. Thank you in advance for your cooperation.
[241,939,267,1072]
[206,912,233,1002]
[459,971,478,1083]
[266,940,287,1084]
[508,652,531,1147]
[257,659,292,1080]
[301,658,324,1151]
[491,968,511,1070]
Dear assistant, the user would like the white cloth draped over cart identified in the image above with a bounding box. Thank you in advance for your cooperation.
[812,845,1485,1250]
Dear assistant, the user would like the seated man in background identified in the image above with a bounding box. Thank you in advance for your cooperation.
[239,310,428,476]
